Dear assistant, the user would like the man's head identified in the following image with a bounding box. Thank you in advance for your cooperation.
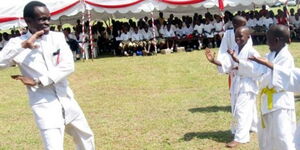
[23,1,50,34]
[266,25,290,52]
[232,15,247,30]
[235,26,250,48]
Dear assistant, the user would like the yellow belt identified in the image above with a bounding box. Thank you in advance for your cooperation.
[259,87,276,128]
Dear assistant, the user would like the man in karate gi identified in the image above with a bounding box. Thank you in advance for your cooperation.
[0,1,95,150]
[205,26,258,148]
[239,25,296,150]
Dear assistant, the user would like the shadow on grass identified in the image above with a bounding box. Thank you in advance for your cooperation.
[181,130,232,143]
[188,106,231,113]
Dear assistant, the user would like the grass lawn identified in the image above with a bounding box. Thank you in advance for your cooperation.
[1,42,300,150]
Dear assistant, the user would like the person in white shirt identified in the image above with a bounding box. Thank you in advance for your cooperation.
[162,23,176,50]
[130,27,143,56]
[141,25,155,55]
[119,27,132,56]
[247,15,256,28]
[252,14,266,44]
[0,1,95,149]
[214,15,224,47]
[289,8,296,26]
[262,13,274,29]
[203,18,215,48]
[193,19,204,49]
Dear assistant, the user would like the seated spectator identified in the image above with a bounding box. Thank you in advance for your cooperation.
[63,28,81,61]
[130,26,143,56]
[203,18,215,48]
[276,9,288,25]
[162,23,176,51]
[119,27,132,56]
[214,15,224,47]
[261,12,274,29]
[291,13,300,40]
[141,25,156,55]
[193,19,204,49]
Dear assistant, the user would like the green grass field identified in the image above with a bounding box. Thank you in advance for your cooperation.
[1,43,300,150]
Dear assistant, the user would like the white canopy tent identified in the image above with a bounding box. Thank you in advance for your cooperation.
[0,0,287,30]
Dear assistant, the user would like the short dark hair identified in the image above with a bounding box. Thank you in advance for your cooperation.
[268,25,290,44]
[23,1,46,18]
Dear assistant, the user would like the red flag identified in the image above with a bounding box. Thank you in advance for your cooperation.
[218,0,224,11]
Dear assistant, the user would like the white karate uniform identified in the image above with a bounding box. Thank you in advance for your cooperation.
[271,65,300,150]
[272,65,300,92]
[238,45,296,150]
[0,31,95,150]
[217,29,253,65]
[218,40,259,143]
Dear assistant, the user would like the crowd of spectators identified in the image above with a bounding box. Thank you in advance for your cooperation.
[0,5,299,59]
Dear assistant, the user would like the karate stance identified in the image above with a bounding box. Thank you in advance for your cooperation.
[0,1,95,150]
[205,26,258,148]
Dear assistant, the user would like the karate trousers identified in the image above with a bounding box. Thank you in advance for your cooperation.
[231,92,258,143]
[40,113,95,150]
[258,109,296,150]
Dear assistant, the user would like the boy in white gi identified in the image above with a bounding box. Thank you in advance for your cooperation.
[0,1,95,150]
[239,25,296,150]
[205,26,258,148]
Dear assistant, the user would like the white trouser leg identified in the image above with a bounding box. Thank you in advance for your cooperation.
[40,127,65,150]
[233,92,257,143]
[250,103,258,133]
[259,109,296,150]
[65,114,95,150]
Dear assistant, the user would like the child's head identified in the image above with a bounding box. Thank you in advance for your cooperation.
[235,26,250,48]
[266,25,290,52]
[232,15,247,30]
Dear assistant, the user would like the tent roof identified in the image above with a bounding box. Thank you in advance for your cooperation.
[0,0,287,30]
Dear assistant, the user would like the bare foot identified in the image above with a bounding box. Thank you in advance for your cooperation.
[226,140,240,148]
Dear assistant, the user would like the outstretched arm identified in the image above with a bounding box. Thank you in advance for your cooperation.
[249,56,273,69]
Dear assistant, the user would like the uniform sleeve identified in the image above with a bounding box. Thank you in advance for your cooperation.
[273,65,300,92]
[217,54,233,74]
[0,38,25,69]
[217,31,228,61]
[238,50,265,78]
[39,33,74,86]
